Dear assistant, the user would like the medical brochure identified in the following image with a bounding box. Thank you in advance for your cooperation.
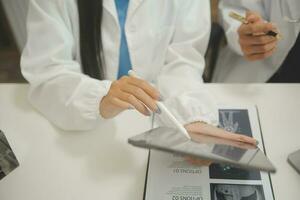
[144,106,274,200]
[0,130,19,180]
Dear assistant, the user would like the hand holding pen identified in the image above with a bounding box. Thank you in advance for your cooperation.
[99,74,161,119]
[230,11,282,61]
[100,70,191,139]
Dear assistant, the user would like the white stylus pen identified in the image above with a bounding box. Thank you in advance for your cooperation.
[128,70,191,140]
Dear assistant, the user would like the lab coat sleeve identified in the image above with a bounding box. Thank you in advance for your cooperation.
[155,0,218,127]
[21,0,112,131]
[219,0,267,55]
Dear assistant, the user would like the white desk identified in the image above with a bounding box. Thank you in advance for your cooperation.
[0,84,299,200]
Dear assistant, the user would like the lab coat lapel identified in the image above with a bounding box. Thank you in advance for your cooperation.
[103,0,145,22]
[127,0,145,19]
[103,0,117,21]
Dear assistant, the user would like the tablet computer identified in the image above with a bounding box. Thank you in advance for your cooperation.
[128,127,276,173]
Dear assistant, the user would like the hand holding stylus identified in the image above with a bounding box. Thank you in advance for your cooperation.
[100,74,161,119]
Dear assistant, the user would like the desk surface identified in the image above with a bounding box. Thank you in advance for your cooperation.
[0,84,299,200]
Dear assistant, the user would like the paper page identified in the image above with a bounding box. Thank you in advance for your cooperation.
[145,106,274,200]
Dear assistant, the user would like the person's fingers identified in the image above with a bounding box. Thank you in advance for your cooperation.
[246,11,263,23]
[121,84,158,112]
[185,157,212,166]
[245,47,277,61]
[239,34,277,46]
[116,91,151,116]
[238,22,275,35]
[126,77,160,100]
[99,95,127,119]
[196,160,212,166]
[242,40,277,55]
[110,97,132,110]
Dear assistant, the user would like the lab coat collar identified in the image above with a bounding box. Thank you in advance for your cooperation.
[128,0,145,19]
[103,0,145,20]
[103,0,117,18]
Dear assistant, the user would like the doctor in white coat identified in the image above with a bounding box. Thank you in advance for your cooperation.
[213,0,300,83]
[21,0,218,131]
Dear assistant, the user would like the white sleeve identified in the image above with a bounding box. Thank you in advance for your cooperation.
[155,0,218,127]
[219,0,267,55]
[21,0,112,131]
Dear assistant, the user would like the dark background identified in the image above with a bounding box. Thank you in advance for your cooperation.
[0,2,25,83]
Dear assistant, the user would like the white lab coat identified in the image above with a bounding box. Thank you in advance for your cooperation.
[21,0,218,131]
[213,0,300,83]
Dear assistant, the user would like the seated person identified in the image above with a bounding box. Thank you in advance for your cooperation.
[21,0,218,131]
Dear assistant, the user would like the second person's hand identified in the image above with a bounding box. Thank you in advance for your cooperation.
[238,11,279,61]
[100,76,161,119]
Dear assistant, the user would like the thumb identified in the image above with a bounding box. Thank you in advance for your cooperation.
[246,11,263,23]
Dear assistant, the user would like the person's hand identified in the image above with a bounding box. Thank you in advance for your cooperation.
[185,157,212,166]
[183,121,256,166]
[184,122,213,166]
[238,11,279,61]
[100,76,161,119]
[185,121,257,146]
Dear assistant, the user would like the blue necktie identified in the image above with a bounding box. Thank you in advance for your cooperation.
[115,0,132,79]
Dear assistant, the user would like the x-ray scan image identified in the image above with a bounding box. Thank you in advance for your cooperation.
[0,130,19,180]
[211,184,265,200]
